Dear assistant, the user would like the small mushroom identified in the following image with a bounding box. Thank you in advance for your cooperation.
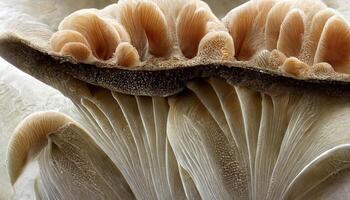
[7,111,134,199]
[8,111,73,185]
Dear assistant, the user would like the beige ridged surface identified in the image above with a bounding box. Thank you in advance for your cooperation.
[3,0,350,199]
[36,122,134,200]
[79,90,186,199]
[7,111,73,185]
[7,76,350,199]
[40,0,350,82]
[1,0,350,81]
[8,111,134,200]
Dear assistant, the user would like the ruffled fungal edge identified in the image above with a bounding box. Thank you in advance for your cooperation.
[1,34,350,98]
[7,111,74,185]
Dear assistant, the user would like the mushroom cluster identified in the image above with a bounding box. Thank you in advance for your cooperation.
[49,0,350,79]
[49,0,234,66]
[1,0,350,199]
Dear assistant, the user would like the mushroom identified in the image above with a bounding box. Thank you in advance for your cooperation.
[8,111,134,199]
[1,0,350,199]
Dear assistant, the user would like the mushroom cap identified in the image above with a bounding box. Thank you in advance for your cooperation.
[7,111,73,185]
[7,111,134,199]
[0,0,350,98]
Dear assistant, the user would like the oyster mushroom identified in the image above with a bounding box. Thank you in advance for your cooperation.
[1,0,350,199]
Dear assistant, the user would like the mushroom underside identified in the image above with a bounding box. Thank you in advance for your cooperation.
[1,37,350,98]
[8,77,350,200]
[2,0,350,199]
[4,34,350,200]
[1,0,350,98]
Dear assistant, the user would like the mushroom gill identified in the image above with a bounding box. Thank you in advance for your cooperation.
[49,0,235,65]
[7,78,350,199]
[7,111,134,200]
[1,0,350,200]
[8,111,73,185]
[44,0,350,80]
[223,0,350,77]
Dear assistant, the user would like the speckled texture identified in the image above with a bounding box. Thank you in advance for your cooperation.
[1,36,350,99]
